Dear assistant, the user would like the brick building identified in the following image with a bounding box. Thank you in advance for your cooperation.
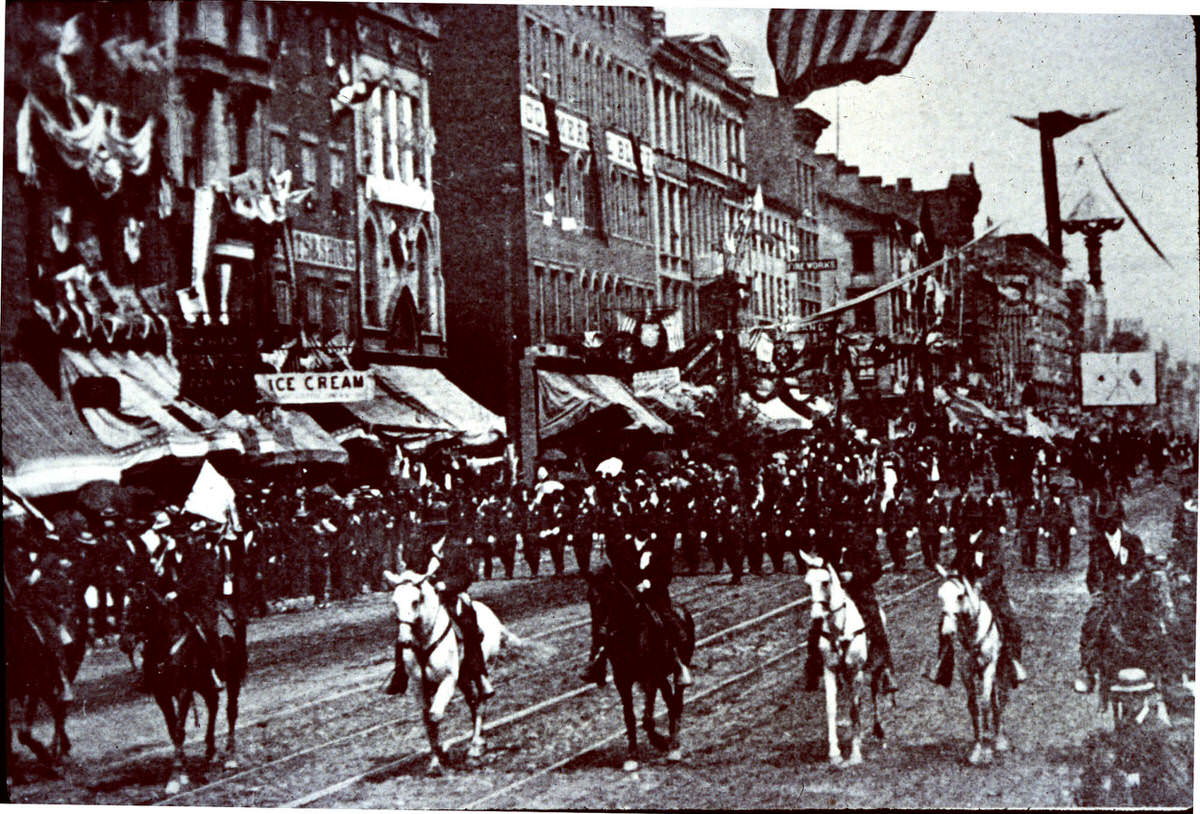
[431,5,662,427]
[743,95,827,320]
[960,234,1072,408]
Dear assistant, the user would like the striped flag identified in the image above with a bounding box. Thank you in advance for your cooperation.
[767,10,935,102]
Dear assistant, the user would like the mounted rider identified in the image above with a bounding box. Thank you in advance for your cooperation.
[580,483,693,688]
[803,510,899,695]
[927,505,1027,687]
[383,501,494,700]
[1075,495,1147,694]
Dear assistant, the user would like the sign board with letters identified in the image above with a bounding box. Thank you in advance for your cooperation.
[255,371,375,404]
[632,367,681,396]
[790,258,838,273]
[274,230,357,272]
[1080,352,1156,406]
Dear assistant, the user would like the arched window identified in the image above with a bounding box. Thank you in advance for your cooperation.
[363,220,380,327]
[389,287,418,351]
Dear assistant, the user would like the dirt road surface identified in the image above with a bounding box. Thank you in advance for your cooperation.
[7,469,1193,808]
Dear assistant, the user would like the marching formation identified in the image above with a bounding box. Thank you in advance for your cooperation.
[4,415,1195,791]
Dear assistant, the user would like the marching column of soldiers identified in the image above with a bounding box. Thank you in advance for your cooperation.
[4,414,1194,713]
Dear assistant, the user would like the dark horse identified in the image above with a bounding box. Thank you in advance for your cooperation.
[5,572,88,771]
[120,576,247,794]
[583,565,695,772]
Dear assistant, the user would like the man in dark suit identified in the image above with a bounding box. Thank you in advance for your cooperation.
[1075,496,1147,693]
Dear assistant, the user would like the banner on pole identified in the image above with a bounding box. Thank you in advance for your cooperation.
[1080,352,1156,406]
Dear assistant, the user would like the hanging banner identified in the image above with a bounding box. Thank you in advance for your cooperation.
[255,371,375,404]
[632,367,681,396]
[1080,352,1156,406]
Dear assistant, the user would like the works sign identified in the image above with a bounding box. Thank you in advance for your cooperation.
[255,371,375,404]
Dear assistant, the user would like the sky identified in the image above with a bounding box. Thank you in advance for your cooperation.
[662,4,1199,362]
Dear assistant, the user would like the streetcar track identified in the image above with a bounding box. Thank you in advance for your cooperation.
[461,576,937,810]
[274,568,935,809]
[149,573,813,806]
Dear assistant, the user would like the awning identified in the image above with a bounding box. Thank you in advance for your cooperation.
[339,365,506,450]
[742,393,813,430]
[536,370,672,441]
[60,348,246,458]
[255,407,349,465]
[2,362,163,497]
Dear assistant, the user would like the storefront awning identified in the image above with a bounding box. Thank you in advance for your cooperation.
[61,348,247,458]
[2,362,162,497]
[537,371,672,441]
[337,365,506,450]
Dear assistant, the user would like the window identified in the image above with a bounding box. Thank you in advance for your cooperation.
[330,146,346,189]
[363,221,379,327]
[850,233,875,275]
[300,141,317,186]
[327,284,350,338]
[532,265,545,342]
[273,274,292,326]
[269,131,288,174]
[305,278,323,329]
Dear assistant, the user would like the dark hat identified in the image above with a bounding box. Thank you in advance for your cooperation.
[1093,496,1124,522]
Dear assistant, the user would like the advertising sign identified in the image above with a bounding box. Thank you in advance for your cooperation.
[632,367,681,395]
[255,371,375,404]
[1080,352,1156,406]
[790,258,838,273]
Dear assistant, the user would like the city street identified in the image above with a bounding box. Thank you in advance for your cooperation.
[9,468,1190,808]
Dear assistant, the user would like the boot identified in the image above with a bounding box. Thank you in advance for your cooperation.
[803,623,823,692]
[580,652,608,687]
[675,658,694,687]
[923,634,954,687]
[383,643,408,695]
[877,666,898,694]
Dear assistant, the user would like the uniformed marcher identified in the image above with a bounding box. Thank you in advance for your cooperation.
[1039,482,1077,571]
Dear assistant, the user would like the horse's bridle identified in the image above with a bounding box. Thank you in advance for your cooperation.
[945,575,995,649]
[811,565,862,645]
[394,575,453,665]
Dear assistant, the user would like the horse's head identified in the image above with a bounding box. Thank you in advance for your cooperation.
[384,565,439,647]
[798,550,835,622]
[933,564,980,637]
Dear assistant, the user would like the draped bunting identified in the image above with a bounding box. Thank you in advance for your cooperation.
[18,94,154,196]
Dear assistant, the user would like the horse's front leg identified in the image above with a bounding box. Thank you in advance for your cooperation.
[666,679,685,762]
[50,700,71,762]
[223,677,240,768]
[843,670,864,767]
[422,676,456,775]
[202,689,218,764]
[466,690,486,763]
[161,692,190,794]
[823,664,843,766]
[643,682,668,752]
[617,679,639,772]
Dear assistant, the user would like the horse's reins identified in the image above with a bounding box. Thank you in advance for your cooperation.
[394,576,454,667]
[947,575,996,650]
[812,565,865,652]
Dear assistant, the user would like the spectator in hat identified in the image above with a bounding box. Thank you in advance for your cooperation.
[1039,482,1077,571]
[1170,486,1197,580]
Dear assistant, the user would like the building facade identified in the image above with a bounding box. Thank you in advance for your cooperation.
[432,4,662,428]
[3,1,446,418]
[743,95,826,320]
[960,234,1072,409]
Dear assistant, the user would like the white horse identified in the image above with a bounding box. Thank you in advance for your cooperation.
[933,563,1008,765]
[798,549,885,768]
[383,561,515,775]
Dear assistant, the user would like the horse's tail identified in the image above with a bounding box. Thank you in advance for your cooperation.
[497,626,556,665]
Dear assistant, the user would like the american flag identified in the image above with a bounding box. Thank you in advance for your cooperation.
[767,10,935,102]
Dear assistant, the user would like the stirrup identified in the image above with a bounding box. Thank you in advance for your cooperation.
[676,661,693,687]
[1011,659,1028,684]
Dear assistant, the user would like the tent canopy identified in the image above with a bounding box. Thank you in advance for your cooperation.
[537,370,672,441]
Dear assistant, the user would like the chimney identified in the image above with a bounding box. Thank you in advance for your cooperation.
[649,11,666,39]
[861,176,881,186]
[897,178,913,194]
